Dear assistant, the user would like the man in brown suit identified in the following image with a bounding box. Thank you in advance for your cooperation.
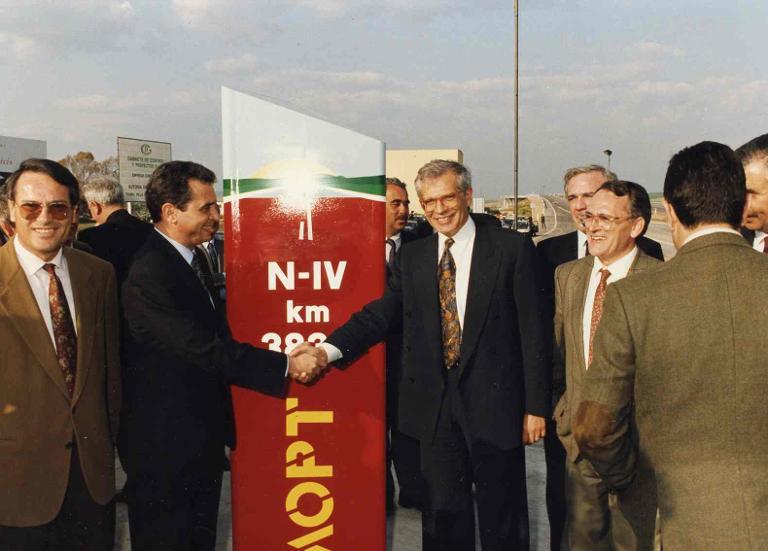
[554,180,659,550]
[574,141,768,549]
[0,159,121,548]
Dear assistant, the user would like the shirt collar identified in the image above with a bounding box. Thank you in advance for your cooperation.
[591,246,638,277]
[14,237,65,276]
[388,232,401,244]
[683,226,741,247]
[155,227,195,265]
[438,216,476,247]
[756,230,767,241]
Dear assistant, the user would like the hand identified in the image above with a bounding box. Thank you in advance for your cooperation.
[522,414,546,445]
[287,342,329,384]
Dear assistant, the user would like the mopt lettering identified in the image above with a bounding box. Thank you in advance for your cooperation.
[286,398,334,550]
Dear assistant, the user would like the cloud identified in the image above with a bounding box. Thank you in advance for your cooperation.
[0,32,40,61]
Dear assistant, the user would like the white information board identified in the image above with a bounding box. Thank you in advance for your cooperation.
[0,136,47,181]
[118,137,172,201]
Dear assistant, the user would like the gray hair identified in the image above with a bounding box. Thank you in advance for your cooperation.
[414,159,472,197]
[81,175,125,206]
[386,177,407,191]
[562,164,617,191]
[0,183,10,224]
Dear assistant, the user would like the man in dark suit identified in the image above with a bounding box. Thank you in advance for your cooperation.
[78,175,153,284]
[553,181,659,549]
[384,177,424,513]
[119,161,323,550]
[295,159,549,551]
[536,164,663,550]
[574,142,768,548]
[736,133,768,253]
[0,159,121,548]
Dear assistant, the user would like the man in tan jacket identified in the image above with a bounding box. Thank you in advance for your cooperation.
[0,159,120,548]
[574,141,768,549]
[554,180,660,550]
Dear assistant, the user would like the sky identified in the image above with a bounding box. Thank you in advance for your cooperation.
[1,0,766,198]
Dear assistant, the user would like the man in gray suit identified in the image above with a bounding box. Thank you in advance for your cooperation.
[554,180,659,550]
[574,141,768,549]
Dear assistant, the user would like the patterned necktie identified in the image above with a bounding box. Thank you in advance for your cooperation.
[207,241,220,272]
[43,264,77,396]
[192,248,216,301]
[386,238,396,268]
[588,268,611,366]
[439,238,462,369]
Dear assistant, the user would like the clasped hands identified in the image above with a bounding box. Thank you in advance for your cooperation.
[287,342,330,384]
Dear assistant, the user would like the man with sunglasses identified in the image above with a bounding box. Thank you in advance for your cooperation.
[553,180,659,549]
[0,158,121,548]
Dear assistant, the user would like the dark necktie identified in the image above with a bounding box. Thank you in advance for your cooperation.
[207,241,220,272]
[584,239,590,257]
[763,237,768,254]
[439,238,462,369]
[588,268,611,365]
[386,238,396,268]
[43,264,77,396]
[192,248,216,301]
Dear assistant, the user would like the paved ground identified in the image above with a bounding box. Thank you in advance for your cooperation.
[114,443,550,550]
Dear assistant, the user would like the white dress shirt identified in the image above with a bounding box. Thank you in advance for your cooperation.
[156,228,195,265]
[577,230,588,259]
[322,217,477,363]
[582,246,638,366]
[752,230,767,253]
[14,238,78,348]
[386,232,402,262]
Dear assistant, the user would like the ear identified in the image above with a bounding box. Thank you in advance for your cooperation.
[629,216,645,239]
[161,203,176,224]
[663,199,678,229]
[7,200,15,224]
[465,187,474,202]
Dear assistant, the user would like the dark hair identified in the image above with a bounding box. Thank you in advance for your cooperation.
[663,141,745,229]
[735,133,768,167]
[4,158,80,206]
[597,180,652,236]
[145,161,216,223]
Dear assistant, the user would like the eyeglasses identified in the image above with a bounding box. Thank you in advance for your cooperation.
[16,201,72,221]
[582,212,634,229]
[422,193,462,212]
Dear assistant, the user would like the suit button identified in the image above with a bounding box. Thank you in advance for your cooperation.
[65,441,74,449]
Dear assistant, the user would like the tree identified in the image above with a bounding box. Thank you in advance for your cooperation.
[58,152,118,187]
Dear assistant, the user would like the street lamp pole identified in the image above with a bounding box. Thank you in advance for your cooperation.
[513,0,519,230]
[603,149,613,169]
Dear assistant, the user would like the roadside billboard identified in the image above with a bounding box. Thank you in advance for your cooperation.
[0,136,47,181]
[222,86,386,551]
[117,137,172,201]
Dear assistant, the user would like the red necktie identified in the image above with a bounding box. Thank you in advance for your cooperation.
[763,237,767,254]
[588,268,611,366]
[44,264,77,396]
[439,238,462,369]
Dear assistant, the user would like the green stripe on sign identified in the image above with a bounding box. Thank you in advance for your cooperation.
[223,175,385,198]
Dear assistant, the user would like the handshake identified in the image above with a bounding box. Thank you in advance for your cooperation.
[287,342,331,384]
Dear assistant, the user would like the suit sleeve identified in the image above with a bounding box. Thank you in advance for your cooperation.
[122,272,287,397]
[103,266,121,443]
[325,250,403,365]
[552,264,567,412]
[514,236,551,417]
[573,284,637,490]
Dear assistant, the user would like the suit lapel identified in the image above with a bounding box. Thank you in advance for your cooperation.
[458,224,499,376]
[0,241,69,398]
[413,235,441,366]
[66,248,96,404]
[569,257,593,372]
